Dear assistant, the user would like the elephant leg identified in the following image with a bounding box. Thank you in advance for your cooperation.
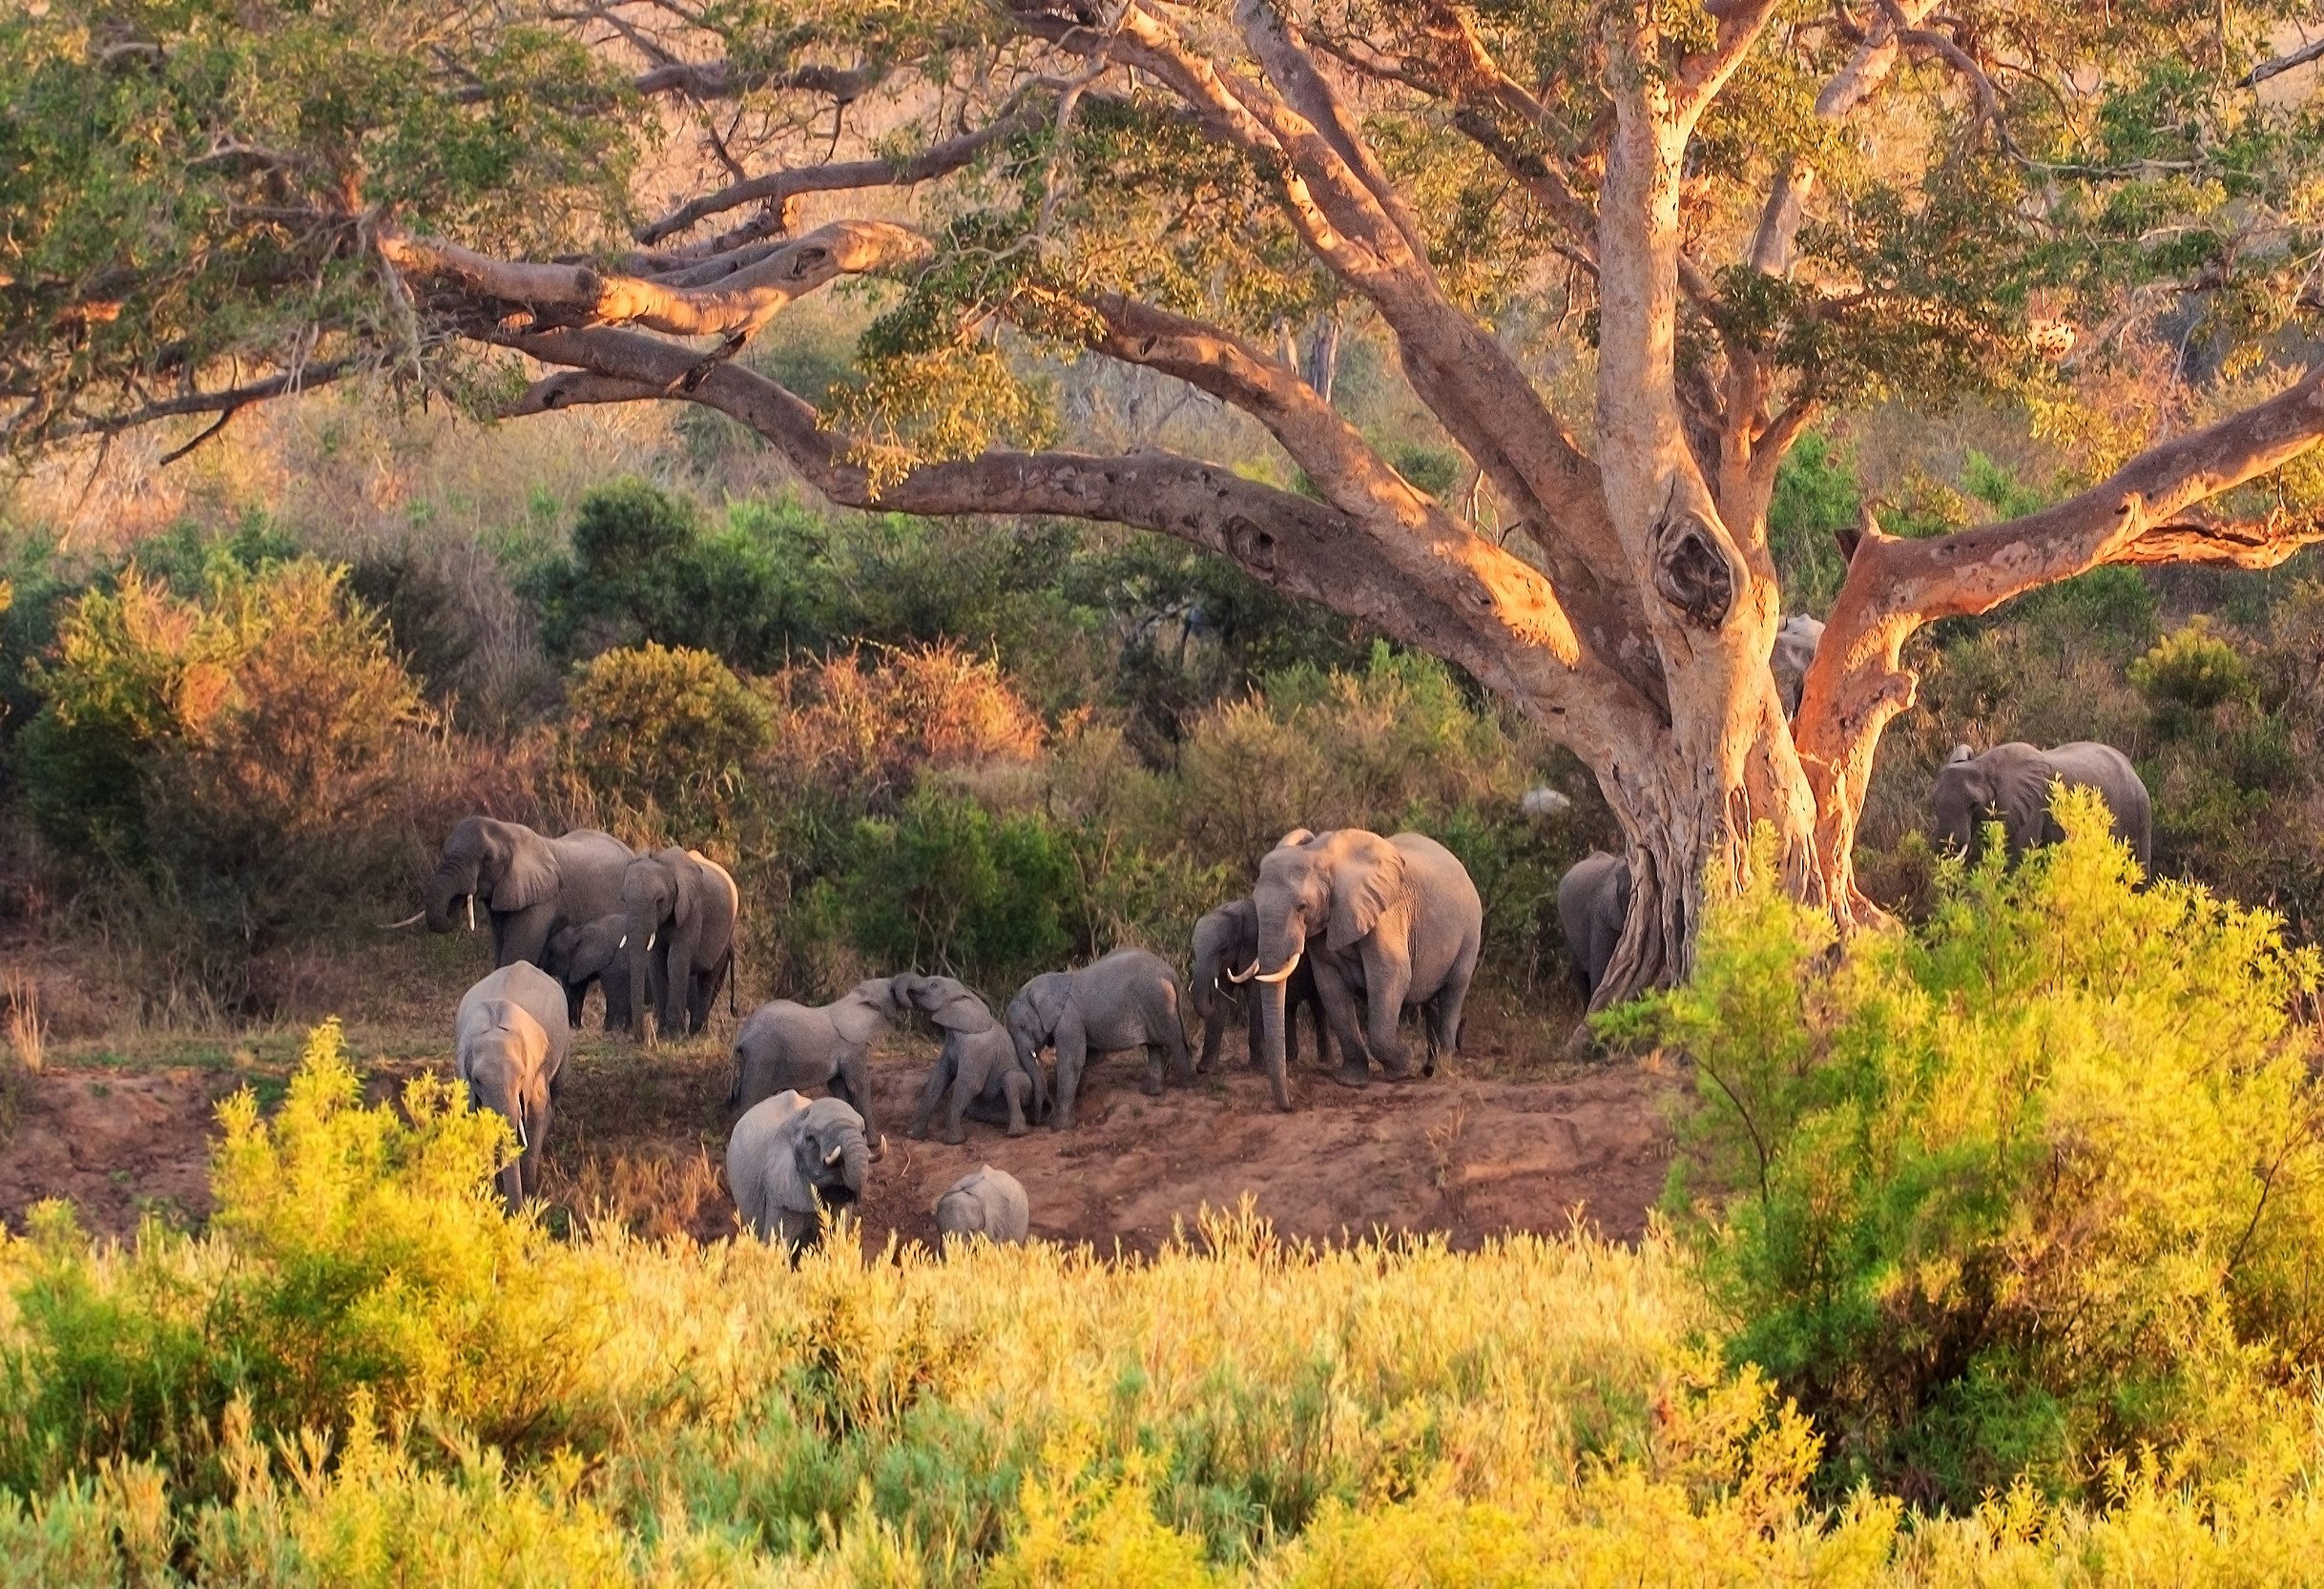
[1302,987,1335,1074]
[664,921,701,1034]
[521,1096,553,1199]
[1052,1021,1089,1130]
[1362,953,1416,1079]
[1000,1068,1031,1137]
[1311,965,1374,1088]
[943,1051,979,1146]
[907,1054,952,1141]
[1429,951,1479,1072]
[500,905,554,971]
[1199,995,1229,1075]
[1160,994,1193,1085]
[1245,995,1266,1073]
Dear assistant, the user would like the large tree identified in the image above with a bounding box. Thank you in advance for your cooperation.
[14,0,2324,999]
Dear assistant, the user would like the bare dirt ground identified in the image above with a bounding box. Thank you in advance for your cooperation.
[0,933,1680,1253]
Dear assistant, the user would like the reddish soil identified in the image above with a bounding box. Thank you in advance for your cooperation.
[0,1031,1678,1253]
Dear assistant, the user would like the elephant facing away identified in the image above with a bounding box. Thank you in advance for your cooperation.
[1769,614,1825,720]
[1557,853,1631,1005]
[727,978,908,1149]
[727,1090,872,1252]
[1246,829,1484,1109]
[1933,741,2152,869]
[455,961,572,1209]
[541,912,633,1031]
[422,816,634,970]
[1190,899,1331,1077]
[1006,948,1190,1131]
[623,847,739,1040]
[934,1166,1029,1245]
[898,975,1039,1144]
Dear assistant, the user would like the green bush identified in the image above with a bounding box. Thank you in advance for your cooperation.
[562,642,773,841]
[1766,431,1861,614]
[2132,616,2257,715]
[1613,794,2324,1506]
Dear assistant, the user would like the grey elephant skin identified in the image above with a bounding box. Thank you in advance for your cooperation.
[1247,828,1484,1109]
[623,847,739,1039]
[1191,898,1331,1077]
[1557,853,1631,1005]
[934,1166,1029,1245]
[455,961,572,1209]
[728,978,905,1147]
[1007,948,1190,1130]
[425,816,634,969]
[541,912,633,1030]
[1933,741,2152,868]
[899,975,1040,1144]
[1770,614,1825,719]
[727,1090,871,1251]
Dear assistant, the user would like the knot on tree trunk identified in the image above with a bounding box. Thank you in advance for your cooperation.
[1649,505,1737,630]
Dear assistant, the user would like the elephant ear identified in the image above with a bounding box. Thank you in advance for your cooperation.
[918,978,995,1034]
[1018,976,1069,1037]
[492,825,559,912]
[831,985,890,1045]
[1275,827,1315,850]
[1946,743,1977,766]
[1328,837,1407,953]
[669,853,700,931]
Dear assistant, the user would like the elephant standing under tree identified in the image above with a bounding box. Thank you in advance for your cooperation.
[1769,615,1825,721]
[623,847,739,1040]
[1244,828,1483,1109]
[726,1090,871,1252]
[541,912,633,1031]
[419,816,634,970]
[899,974,1040,1145]
[934,1166,1029,1245]
[728,978,907,1149]
[1191,898,1331,1077]
[1557,854,1631,1006]
[1932,741,2153,869]
[1006,948,1190,1131]
[455,961,572,1210]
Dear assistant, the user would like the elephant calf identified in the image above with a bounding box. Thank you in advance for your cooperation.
[1933,740,2152,869]
[933,1166,1029,1245]
[728,978,906,1149]
[455,961,572,1210]
[727,1090,872,1252]
[1006,948,1190,1131]
[1191,898,1331,1077]
[541,912,633,1031]
[898,975,1041,1145]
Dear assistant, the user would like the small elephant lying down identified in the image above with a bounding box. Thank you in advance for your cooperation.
[900,974,1043,1145]
[1006,947,1190,1130]
[455,961,571,1209]
[934,1166,1029,1245]
[728,978,906,1149]
[727,1091,871,1251]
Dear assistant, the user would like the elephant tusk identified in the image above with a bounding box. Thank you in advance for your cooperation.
[618,936,627,949]
[1224,958,1262,985]
[467,896,477,932]
[646,932,655,952]
[1250,951,1302,985]
[379,911,425,930]
[514,1112,529,1151]
[824,1143,844,1166]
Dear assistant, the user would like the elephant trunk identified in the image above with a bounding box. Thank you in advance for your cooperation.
[834,1135,871,1202]
[496,1152,527,1212]
[425,862,476,934]
[626,909,654,1040]
[1255,916,1303,1112]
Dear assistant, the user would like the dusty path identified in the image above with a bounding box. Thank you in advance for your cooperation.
[0,1037,1676,1252]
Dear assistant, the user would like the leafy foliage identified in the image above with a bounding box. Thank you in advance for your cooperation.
[561,641,773,842]
[1610,798,2324,1505]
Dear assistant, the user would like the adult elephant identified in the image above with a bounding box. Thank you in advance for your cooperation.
[1933,741,2152,869]
[1557,853,1631,1004]
[420,816,634,970]
[726,1090,871,1252]
[1235,828,1483,1109]
[1190,898,1331,1076]
[623,847,739,1040]
[455,960,572,1210]
[726,978,907,1148]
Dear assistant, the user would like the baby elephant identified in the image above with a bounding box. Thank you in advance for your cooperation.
[727,1090,872,1252]
[1007,947,1190,1131]
[728,978,906,1149]
[455,961,572,1209]
[540,912,633,1030]
[933,1166,1029,1245]
[899,974,1041,1145]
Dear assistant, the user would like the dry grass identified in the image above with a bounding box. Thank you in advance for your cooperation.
[4,970,44,1077]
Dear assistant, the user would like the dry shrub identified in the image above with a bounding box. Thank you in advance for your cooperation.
[3,968,41,1075]
[765,642,1044,810]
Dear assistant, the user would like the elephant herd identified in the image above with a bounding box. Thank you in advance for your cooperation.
[425,816,1491,1252]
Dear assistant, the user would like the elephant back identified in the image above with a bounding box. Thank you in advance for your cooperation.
[551,829,638,923]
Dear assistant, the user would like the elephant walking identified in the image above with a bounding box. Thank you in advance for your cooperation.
[934,1166,1029,1245]
[1191,898,1331,1076]
[623,847,739,1040]
[728,978,908,1149]
[1244,828,1483,1109]
[541,912,633,1030]
[1557,853,1631,1004]
[727,1090,871,1252]
[421,816,634,969]
[455,961,572,1209]
[1933,741,2152,868]
[1006,948,1190,1131]
[898,975,1040,1144]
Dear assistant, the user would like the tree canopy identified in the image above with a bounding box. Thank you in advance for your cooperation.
[15,0,2324,993]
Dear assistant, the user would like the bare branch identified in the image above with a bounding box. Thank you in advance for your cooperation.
[2244,33,2324,88]
[447,57,881,107]
[41,360,357,445]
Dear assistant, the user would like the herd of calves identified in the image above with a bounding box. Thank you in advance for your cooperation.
[427,718,2154,1250]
